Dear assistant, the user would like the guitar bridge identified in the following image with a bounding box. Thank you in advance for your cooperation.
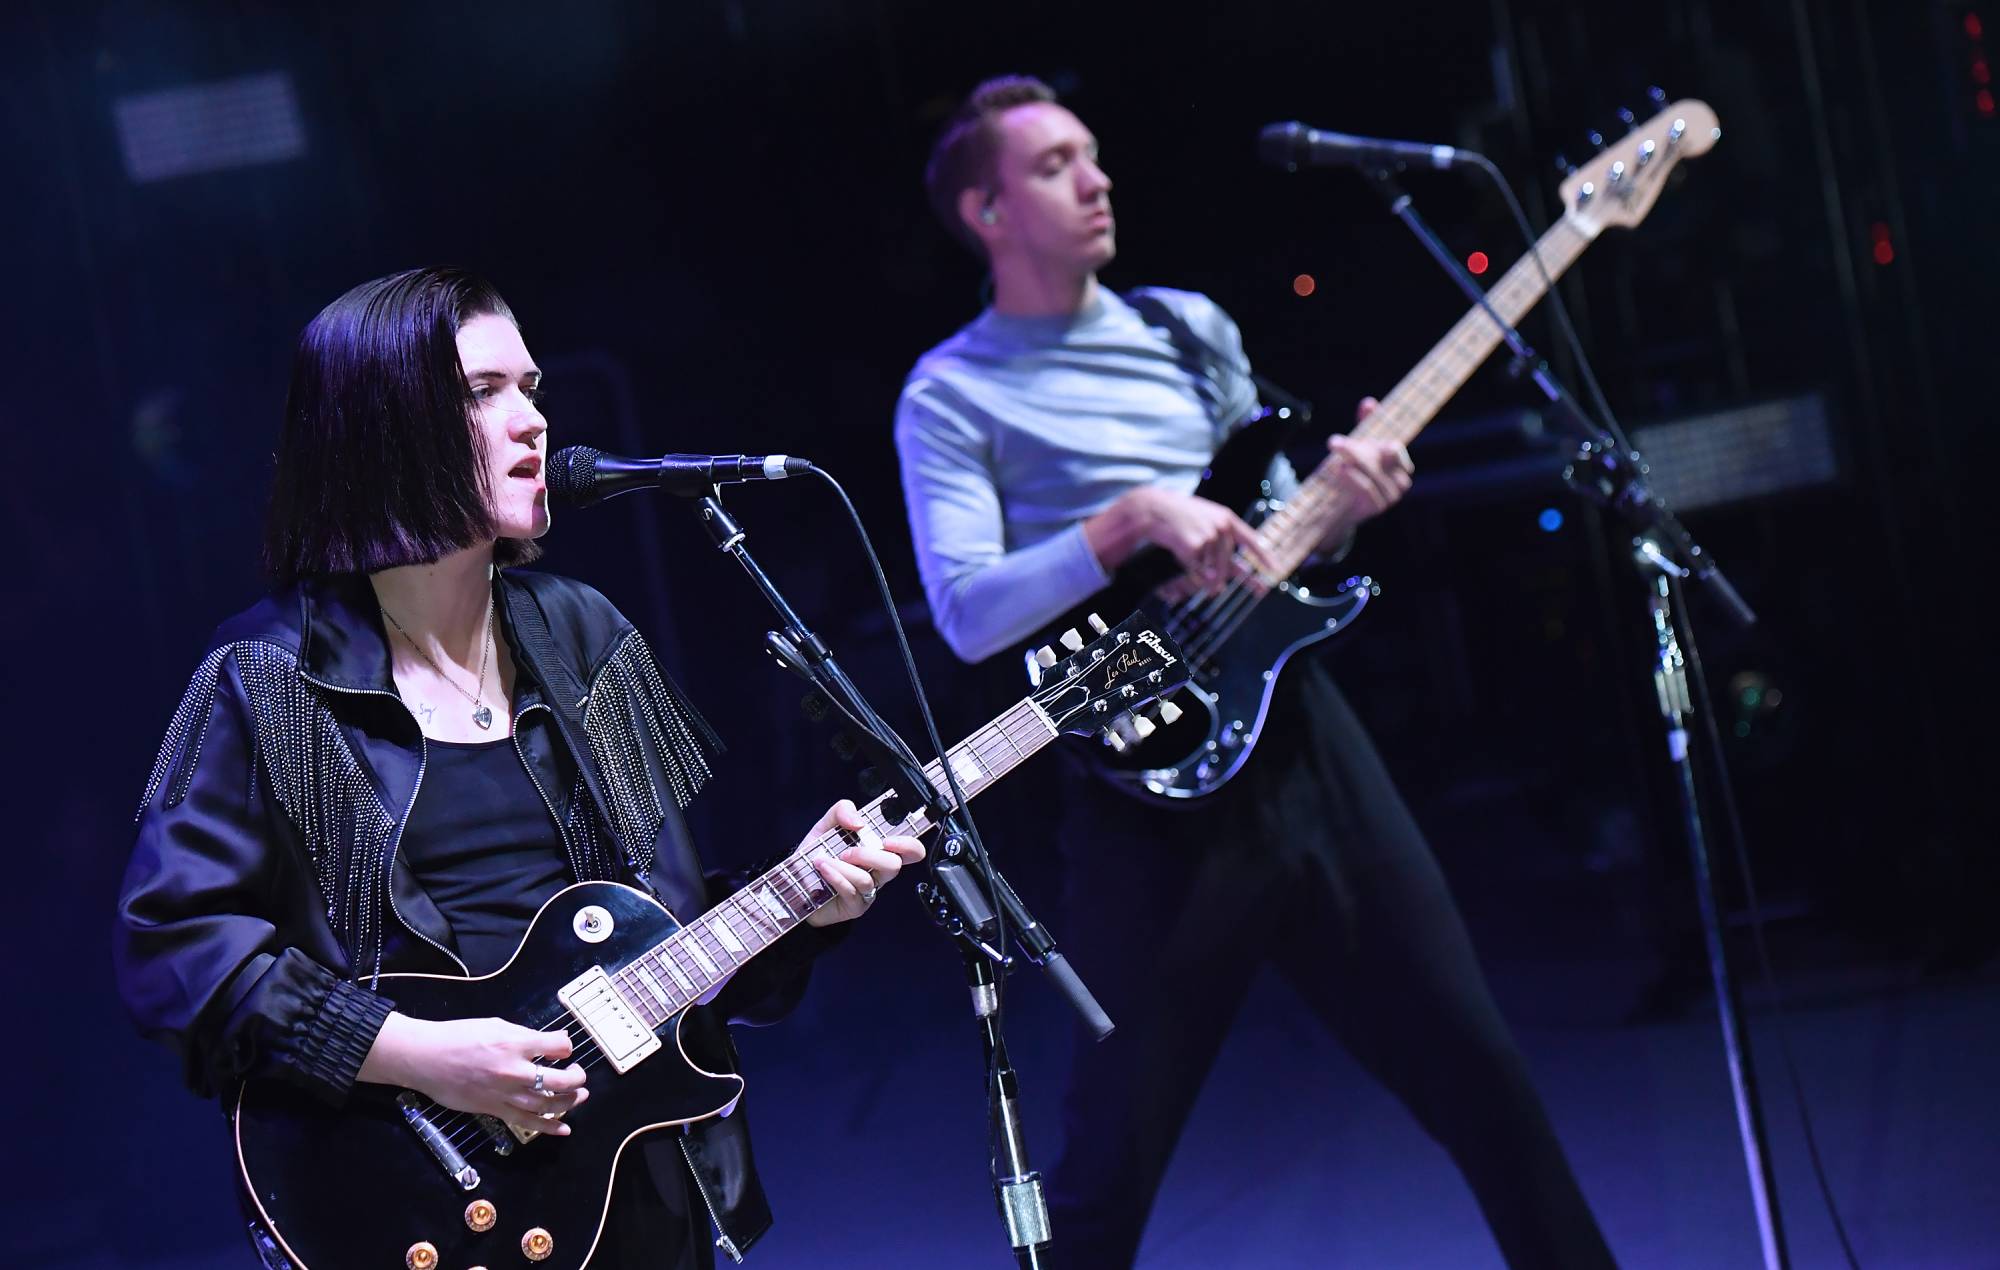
[396,1092,480,1190]
[557,965,662,1075]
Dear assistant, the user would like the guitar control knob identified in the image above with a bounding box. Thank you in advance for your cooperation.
[464,1198,497,1231]
[404,1243,439,1270]
[522,1227,555,1261]
[1132,714,1157,740]
[1060,628,1084,652]
[1087,613,1109,635]
[1158,699,1184,725]
[1035,646,1058,668]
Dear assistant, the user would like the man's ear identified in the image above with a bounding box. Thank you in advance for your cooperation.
[958,186,1000,244]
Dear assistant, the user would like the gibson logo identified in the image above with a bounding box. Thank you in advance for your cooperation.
[1135,630,1177,666]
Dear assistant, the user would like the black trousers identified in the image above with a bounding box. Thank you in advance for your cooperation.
[1043,662,1615,1269]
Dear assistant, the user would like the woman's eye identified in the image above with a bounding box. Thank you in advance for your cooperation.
[523,385,546,403]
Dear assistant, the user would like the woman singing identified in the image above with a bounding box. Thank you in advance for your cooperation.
[115,267,921,1267]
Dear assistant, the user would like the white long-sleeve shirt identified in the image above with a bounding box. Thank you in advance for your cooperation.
[895,287,1295,664]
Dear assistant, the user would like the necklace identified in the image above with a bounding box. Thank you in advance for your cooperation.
[381,596,496,730]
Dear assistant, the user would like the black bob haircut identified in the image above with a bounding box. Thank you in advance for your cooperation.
[263,266,542,585]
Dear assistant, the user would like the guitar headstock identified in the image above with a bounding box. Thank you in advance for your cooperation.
[1025,611,1191,744]
[1558,98,1718,238]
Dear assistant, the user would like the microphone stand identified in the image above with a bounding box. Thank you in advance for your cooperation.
[693,491,1110,1268]
[1360,166,1787,1269]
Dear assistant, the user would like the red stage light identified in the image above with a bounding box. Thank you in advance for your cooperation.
[1967,12,1985,38]
[1292,273,1316,297]
[1974,58,1992,85]
[1870,222,1895,265]
[1466,251,1489,276]
[1979,88,1997,116]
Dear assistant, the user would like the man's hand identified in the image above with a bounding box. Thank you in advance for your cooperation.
[1085,486,1279,597]
[1319,396,1413,549]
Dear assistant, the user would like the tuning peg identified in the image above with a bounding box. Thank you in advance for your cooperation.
[1086,613,1109,635]
[1132,713,1157,740]
[1553,151,1575,176]
[1102,727,1127,753]
[1060,628,1084,652]
[1035,646,1057,668]
[1158,698,1184,725]
[1616,106,1636,127]
[1648,85,1668,107]
[1586,128,1605,149]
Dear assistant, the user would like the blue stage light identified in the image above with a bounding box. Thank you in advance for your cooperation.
[1538,507,1564,532]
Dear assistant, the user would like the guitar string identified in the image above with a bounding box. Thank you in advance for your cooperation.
[415,714,1053,1151]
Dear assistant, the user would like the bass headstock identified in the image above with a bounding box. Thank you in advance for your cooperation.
[1559,97,1719,238]
[1025,611,1191,744]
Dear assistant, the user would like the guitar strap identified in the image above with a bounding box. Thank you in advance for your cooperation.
[1123,288,1314,433]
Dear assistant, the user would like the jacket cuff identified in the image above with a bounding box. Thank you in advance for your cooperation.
[294,977,394,1103]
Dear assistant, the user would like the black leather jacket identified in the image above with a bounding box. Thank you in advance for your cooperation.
[116,569,832,1263]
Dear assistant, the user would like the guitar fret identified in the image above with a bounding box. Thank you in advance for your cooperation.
[685,937,720,977]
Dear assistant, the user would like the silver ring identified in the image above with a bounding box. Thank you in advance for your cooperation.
[532,1067,546,1094]
[861,887,878,904]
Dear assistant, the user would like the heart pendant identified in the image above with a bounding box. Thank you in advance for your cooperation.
[472,705,494,730]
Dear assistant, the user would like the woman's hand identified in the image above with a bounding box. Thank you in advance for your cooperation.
[803,799,927,927]
[360,1013,588,1137]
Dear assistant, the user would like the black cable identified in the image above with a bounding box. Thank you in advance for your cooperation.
[801,465,1016,1188]
[1473,156,1863,1270]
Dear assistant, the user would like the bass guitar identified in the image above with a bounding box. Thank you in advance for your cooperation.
[235,611,1184,1269]
[1031,99,1720,801]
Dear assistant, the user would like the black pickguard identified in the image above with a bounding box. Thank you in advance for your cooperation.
[1033,412,1378,801]
[234,882,741,1270]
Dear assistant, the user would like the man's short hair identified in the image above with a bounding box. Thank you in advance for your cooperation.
[262,267,543,584]
[924,75,1059,256]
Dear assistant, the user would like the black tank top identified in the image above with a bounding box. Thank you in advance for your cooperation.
[402,736,573,976]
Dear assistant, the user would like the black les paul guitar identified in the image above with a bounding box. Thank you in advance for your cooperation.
[234,613,1186,1270]
[1032,100,1720,801]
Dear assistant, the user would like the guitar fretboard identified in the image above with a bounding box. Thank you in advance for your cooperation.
[1255,215,1596,575]
[602,700,1058,1028]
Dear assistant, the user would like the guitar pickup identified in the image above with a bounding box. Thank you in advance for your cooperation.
[557,965,662,1075]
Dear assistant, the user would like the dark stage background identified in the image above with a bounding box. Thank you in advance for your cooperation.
[5,1,1995,1266]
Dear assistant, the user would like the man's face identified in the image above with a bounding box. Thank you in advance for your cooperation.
[985,102,1115,273]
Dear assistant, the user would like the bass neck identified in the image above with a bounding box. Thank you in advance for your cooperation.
[1254,215,1596,575]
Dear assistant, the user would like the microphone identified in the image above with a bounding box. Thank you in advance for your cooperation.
[547,445,813,507]
[1258,121,1471,172]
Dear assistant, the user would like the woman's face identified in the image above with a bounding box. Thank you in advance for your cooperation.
[456,313,549,541]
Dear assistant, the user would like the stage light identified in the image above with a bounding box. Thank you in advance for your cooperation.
[1537,507,1563,532]
[1292,273,1316,297]
[1466,251,1489,276]
[1967,11,1984,38]
[1870,222,1894,265]
[1979,88,1996,116]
